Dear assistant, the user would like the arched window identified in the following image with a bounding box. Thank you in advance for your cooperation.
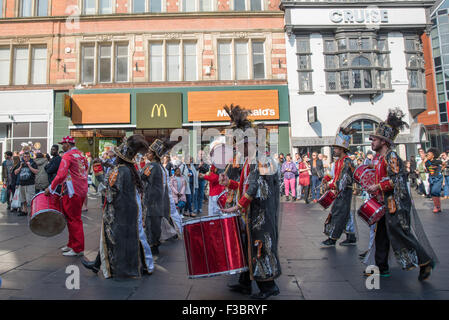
[348,119,378,153]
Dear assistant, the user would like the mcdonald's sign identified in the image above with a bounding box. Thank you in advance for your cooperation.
[136,93,182,129]
[151,104,168,118]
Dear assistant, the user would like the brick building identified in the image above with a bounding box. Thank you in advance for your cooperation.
[0,0,289,159]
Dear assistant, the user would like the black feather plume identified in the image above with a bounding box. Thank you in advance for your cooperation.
[125,134,149,159]
[223,104,252,130]
[386,108,409,131]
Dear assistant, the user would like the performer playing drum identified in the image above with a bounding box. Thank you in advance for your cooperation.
[365,108,437,280]
[219,104,282,300]
[45,136,88,257]
[321,127,357,247]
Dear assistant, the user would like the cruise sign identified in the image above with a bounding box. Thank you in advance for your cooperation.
[329,9,388,24]
[290,8,427,26]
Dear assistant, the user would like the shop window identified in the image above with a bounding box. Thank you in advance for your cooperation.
[132,0,162,13]
[83,0,114,14]
[149,40,197,82]
[217,39,265,81]
[13,123,30,137]
[297,36,312,92]
[323,32,391,93]
[19,0,48,17]
[234,0,263,11]
[81,43,129,84]
[0,0,3,18]
[405,36,425,90]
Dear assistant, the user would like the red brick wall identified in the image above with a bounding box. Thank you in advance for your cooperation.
[418,33,440,126]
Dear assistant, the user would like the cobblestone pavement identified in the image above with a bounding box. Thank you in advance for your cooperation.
[0,190,448,300]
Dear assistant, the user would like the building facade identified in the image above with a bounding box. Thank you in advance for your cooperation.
[282,0,433,160]
[423,0,449,152]
[0,0,289,160]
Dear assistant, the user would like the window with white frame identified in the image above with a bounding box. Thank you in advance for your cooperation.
[133,0,162,13]
[83,0,114,14]
[323,32,391,93]
[149,41,197,81]
[19,0,49,17]
[81,43,129,84]
[0,45,47,85]
[234,0,263,11]
[404,35,425,90]
[297,36,312,92]
[182,0,212,12]
[218,39,265,80]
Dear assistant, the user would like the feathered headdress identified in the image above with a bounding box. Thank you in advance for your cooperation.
[333,127,356,151]
[223,104,253,130]
[370,108,409,144]
[149,137,181,159]
[115,134,149,164]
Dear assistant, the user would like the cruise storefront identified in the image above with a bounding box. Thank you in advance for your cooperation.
[59,85,290,158]
[0,90,54,177]
[282,0,433,159]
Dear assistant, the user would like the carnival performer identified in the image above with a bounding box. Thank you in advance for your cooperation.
[365,109,437,280]
[141,138,180,255]
[81,135,154,278]
[425,148,443,214]
[219,104,281,300]
[45,136,88,257]
[321,128,357,247]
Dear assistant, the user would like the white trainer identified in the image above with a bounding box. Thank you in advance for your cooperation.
[61,246,71,252]
[62,249,84,257]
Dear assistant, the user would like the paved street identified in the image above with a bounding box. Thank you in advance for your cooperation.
[0,190,448,300]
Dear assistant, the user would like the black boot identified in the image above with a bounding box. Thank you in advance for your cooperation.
[251,282,279,300]
[418,260,435,281]
[151,245,160,255]
[340,233,357,246]
[81,253,101,274]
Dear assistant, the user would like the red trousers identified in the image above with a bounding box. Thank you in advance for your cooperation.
[62,194,85,253]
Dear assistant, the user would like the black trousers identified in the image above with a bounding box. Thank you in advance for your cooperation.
[375,216,390,272]
[238,271,277,293]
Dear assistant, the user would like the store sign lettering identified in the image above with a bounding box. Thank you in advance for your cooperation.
[151,104,168,118]
[216,108,276,118]
[330,9,389,24]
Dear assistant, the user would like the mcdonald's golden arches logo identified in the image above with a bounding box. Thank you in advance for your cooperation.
[151,104,168,118]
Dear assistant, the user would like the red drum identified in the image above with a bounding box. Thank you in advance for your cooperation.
[358,197,385,226]
[182,214,248,279]
[353,165,376,191]
[318,190,336,209]
[30,192,66,237]
[217,190,228,210]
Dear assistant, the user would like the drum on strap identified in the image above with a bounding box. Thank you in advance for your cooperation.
[182,214,248,279]
[353,165,376,191]
[357,197,385,226]
[30,192,66,237]
[318,190,336,210]
[217,190,228,210]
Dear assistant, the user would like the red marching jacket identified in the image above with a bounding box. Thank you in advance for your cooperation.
[50,148,88,198]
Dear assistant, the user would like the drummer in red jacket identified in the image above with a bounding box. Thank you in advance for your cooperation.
[45,136,88,257]
[199,165,224,216]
